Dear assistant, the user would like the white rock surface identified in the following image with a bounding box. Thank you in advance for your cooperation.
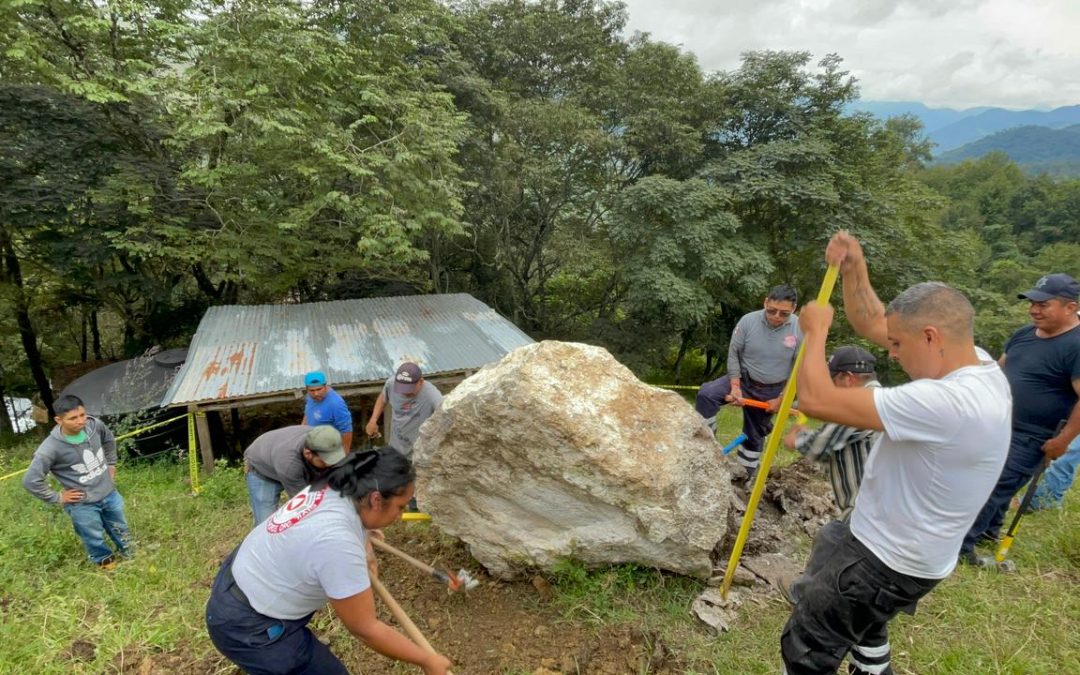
[413,340,731,579]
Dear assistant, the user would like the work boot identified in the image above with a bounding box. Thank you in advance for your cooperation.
[97,556,117,571]
[957,550,998,569]
[976,531,1000,547]
[774,571,801,606]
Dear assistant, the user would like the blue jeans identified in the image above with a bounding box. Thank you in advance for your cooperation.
[206,549,348,675]
[1030,435,1080,510]
[961,431,1046,554]
[64,490,132,564]
[246,471,284,525]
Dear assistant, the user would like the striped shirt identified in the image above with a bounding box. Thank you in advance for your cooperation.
[795,381,881,517]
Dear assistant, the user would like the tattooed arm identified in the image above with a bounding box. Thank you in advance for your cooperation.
[825,232,889,349]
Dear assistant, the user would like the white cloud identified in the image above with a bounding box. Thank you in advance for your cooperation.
[621,0,1080,109]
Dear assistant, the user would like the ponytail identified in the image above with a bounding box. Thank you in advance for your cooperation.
[320,446,415,501]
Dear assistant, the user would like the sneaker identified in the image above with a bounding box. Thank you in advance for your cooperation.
[97,556,117,571]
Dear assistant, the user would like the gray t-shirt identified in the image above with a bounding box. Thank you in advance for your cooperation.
[726,309,802,385]
[244,425,316,497]
[382,377,442,456]
[232,486,370,619]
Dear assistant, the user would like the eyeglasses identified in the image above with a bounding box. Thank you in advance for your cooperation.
[764,307,793,318]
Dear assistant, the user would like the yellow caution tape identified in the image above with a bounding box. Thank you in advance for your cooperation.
[188,412,201,494]
[0,467,28,482]
[115,414,188,441]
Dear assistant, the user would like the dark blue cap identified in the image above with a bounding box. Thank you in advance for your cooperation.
[1018,273,1079,302]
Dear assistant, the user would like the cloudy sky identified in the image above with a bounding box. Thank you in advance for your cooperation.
[621,0,1080,110]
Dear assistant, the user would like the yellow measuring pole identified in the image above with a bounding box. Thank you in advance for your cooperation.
[720,265,839,599]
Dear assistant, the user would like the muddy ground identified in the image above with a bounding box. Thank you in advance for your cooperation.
[103,460,836,674]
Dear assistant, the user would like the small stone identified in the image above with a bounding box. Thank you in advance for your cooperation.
[531,574,554,601]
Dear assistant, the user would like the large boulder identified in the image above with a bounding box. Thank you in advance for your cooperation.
[413,340,731,579]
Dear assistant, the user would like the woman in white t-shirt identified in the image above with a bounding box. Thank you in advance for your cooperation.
[205,447,451,675]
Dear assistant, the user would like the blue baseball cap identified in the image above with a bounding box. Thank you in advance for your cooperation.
[304,371,327,387]
[1018,273,1079,302]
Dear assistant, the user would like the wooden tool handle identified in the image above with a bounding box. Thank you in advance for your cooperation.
[372,537,436,575]
[372,577,454,674]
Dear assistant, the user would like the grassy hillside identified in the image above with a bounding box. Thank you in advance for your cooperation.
[3,413,1080,673]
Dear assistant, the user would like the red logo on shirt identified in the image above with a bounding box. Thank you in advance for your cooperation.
[266,486,326,534]
[784,335,798,349]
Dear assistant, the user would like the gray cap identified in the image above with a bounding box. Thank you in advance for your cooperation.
[305,426,346,466]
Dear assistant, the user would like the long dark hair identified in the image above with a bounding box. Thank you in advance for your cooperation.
[317,446,415,501]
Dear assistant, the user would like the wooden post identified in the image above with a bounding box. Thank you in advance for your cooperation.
[358,396,369,450]
[231,407,242,454]
[190,406,215,474]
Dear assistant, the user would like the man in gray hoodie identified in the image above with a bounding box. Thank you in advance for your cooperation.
[23,394,132,569]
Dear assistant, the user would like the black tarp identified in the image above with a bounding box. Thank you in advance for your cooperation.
[58,349,189,456]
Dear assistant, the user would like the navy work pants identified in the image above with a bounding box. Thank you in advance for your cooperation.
[205,549,348,675]
[696,374,786,469]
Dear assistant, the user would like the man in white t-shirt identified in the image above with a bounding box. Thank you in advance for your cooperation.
[778,232,1012,675]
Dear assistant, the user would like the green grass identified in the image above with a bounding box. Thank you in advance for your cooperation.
[0,437,247,673]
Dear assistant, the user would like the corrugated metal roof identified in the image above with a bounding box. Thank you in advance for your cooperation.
[161,293,533,407]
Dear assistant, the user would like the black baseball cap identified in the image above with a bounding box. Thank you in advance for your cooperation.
[1018,273,1079,302]
[828,346,877,375]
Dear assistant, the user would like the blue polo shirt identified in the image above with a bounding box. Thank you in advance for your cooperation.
[304,388,353,434]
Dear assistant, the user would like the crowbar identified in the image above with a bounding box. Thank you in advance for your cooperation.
[740,397,809,425]
[371,577,455,674]
[720,265,839,599]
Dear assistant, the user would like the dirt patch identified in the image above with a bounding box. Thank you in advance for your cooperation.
[110,640,232,675]
[316,527,689,674]
[65,639,96,663]
[715,460,837,563]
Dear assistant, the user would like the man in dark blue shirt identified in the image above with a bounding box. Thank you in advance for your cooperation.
[961,273,1080,564]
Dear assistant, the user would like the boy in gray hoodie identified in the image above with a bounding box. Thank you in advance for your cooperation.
[23,394,132,568]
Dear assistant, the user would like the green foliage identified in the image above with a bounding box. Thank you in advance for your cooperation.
[1,0,1078,395]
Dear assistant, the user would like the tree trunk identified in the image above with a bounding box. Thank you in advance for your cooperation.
[80,311,88,362]
[0,230,54,416]
[672,326,695,385]
[0,385,14,434]
[90,309,103,360]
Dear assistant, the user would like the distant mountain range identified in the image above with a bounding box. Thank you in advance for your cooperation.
[849,100,1080,175]
[936,125,1080,176]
